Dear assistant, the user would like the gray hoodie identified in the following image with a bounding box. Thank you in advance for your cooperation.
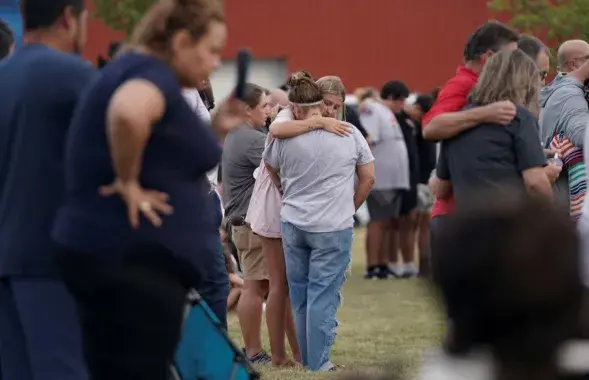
[539,73,589,207]
[539,73,587,148]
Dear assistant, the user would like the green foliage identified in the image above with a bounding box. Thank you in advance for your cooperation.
[92,0,156,37]
[487,0,589,45]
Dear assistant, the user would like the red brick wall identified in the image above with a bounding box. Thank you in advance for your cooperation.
[85,0,505,92]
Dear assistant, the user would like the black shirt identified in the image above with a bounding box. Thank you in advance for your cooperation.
[396,110,420,189]
[346,105,368,138]
[437,105,547,209]
[415,120,437,184]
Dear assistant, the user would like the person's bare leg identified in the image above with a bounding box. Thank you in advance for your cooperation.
[227,287,242,312]
[417,212,432,277]
[399,211,418,277]
[237,279,269,358]
[388,220,401,276]
[261,237,297,366]
[284,301,301,364]
[366,221,385,267]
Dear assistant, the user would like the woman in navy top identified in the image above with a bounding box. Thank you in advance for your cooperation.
[52,1,244,378]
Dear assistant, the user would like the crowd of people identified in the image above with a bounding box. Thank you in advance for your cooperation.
[4,0,589,379]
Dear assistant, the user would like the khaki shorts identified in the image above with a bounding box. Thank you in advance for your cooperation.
[231,225,268,281]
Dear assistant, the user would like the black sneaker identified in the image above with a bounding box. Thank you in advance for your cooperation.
[249,350,272,365]
[364,267,379,279]
[377,265,392,279]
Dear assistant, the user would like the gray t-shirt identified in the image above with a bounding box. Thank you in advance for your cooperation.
[264,125,374,233]
[222,125,266,220]
[359,99,410,190]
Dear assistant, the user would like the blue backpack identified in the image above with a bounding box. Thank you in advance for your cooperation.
[171,290,260,380]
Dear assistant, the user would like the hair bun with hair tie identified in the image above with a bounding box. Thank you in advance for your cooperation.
[287,71,313,87]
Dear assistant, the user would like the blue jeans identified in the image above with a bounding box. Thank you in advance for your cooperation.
[281,222,353,371]
[197,192,229,328]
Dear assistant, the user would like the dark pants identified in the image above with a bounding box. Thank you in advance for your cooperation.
[56,236,230,380]
[429,215,447,289]
[196,233,230,329]
[0,277,88,380]
[56,245,189,380]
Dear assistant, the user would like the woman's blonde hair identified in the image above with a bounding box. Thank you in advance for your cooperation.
[129,0,224,58]
[316,76,346,121]
[470,49,541,117]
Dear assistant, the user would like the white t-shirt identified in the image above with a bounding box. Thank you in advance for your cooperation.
[359,99,410,190]
[182,88,219,188]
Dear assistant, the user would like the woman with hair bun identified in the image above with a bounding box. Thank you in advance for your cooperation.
[263,71,375,371]
[52,0,244,378]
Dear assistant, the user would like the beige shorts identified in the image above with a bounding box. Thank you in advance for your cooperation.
[231,225,268,281]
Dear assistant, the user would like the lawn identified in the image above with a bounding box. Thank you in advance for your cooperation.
[227,228,446,379]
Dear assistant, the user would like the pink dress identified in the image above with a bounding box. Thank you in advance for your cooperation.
[245,135,282,238]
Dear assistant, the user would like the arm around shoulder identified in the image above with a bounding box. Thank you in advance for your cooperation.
[423,106,490,141]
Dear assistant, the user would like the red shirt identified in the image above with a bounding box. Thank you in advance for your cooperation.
[423,66,479,218]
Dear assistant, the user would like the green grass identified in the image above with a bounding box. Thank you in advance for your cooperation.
[227,228,445,379]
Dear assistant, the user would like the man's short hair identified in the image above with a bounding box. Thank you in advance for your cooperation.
[463,21,519,62]
[21,0,85,30]
[0,19,14,60]
[380,80,409,101]
[415,94,434,114]
[518,34,548,60]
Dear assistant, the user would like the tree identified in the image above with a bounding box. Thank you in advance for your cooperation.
[488,0,589,46]
[93,0,156,37]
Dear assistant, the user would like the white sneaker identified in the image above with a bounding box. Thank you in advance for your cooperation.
[318,361,336,372]
[388,264,402,277]
[402,263,418,278]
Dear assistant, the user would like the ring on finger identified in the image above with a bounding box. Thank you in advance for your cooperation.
[139,201,152,212]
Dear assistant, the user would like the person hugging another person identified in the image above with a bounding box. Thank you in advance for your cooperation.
[246,74,352,367]
[432,49,552,213]
[264,71,375,371]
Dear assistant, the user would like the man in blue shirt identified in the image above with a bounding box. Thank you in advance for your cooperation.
[0,0,95,379]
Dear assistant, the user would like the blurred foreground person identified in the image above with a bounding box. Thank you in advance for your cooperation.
[265,72,375,371]
[0,0,94,379]
[52,0,243,379]
[425,196,588,380]
[0,18,14,59]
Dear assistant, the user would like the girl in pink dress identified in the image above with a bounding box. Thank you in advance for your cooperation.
[246,73,351,366]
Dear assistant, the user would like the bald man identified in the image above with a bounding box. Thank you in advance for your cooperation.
[557,40,589,73]
[539,39,589,211]
[269,88,289,109]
